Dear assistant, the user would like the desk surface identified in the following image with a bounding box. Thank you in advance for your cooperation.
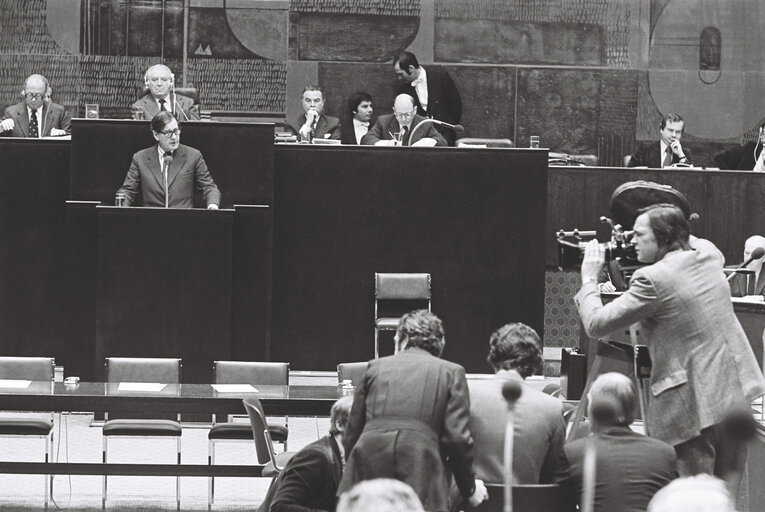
[0,382,344,416]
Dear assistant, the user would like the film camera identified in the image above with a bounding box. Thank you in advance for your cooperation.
[556,218,637,269]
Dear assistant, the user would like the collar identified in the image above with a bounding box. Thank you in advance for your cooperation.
[27,105,40,115]
[411,67,427,87]
[157,146,175,162]
[353,119,369,128]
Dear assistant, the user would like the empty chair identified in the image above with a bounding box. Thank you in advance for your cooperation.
[208,361,289,506]
[102,357,182,509]
[337,362,369,387]
[374,273,431,358]
[468,484,573,512]
[0,356,55,507]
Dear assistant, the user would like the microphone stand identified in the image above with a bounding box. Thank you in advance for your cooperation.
[409,118,463,146]
[502,380,522,512]
[726,248,765,282]
[171,89,191,122]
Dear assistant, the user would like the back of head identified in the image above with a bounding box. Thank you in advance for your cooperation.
[637,203,691,253]
[337,478,425,512]
[588,372,636,428]
[396,309,444,357]
[486,322,542,378]
[647,475,734,512]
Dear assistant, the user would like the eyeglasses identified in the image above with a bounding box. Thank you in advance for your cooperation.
[159,129,181,137]
[24,93,44,100]
[394,110,415,119]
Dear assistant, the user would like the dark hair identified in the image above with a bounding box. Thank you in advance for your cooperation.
[636,203,691,253]
[394,51,419,71]
[151,111,176,133]
[660,113,684,130]
[347,91,372,114]
[396,309,444,357]
[302,84,324,100]
[486,323,542,378]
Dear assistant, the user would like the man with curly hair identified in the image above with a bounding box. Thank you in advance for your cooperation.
[338,310,487,512]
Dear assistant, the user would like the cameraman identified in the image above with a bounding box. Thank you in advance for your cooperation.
[576,203,764,480]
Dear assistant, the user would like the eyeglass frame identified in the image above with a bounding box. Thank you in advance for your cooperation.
[393,109,415,120]
[157,128,182,138]
[24,93,45,100]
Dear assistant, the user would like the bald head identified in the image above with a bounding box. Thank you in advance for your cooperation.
[23,74,48,110]
[587,372,636,429]
[394,94,415,112]
[744,235,765,271]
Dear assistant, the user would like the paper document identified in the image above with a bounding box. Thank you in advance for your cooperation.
[0,379,31,389]
[211,384,258,393]
[118,382,167,392]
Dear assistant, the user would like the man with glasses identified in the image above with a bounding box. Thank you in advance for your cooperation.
[0,74,70,137]
[361,94,446,147]
[116,111,220,209]
[132,64,200,121]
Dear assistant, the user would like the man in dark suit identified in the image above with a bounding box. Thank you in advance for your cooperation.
[468,323,566,486]
[289,85,341,142]
[116,111,220,209]
[555,373,678,512]
[714,123,765,170]
[0,74,70,137]
[340,91,374,145]
[339,310,488,512]
[361,94,446,147]
[628,113,693,168]
[394,51,462,146]
[729,235,765,296]
[131,64,200,121]
[269,395,353,512]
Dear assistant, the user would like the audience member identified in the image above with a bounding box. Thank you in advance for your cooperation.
[0,74,70,137]
[577,203,765,476]
[394,51,462,145]
[341,91,374,145]
[268,395,353,512]
[628,113,693,168]
[339,310,487,512]
[337,479,424,512]
[116,111,220,209]
[555,373,677,512]
[714,122,765,170]
[132,64,200,121]
[647,474,735,512]
[469,322,566,485]
[361,94,446,147]
[289,85,341,142]
[729,235,765,296]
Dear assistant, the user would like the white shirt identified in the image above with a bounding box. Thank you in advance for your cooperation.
[754,147,765,172]
[411,67,428,112]
[353,118,369,145]
[156,96,169,113]
[27,105,42,138]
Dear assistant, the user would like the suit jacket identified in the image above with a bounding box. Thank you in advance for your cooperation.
[270,435,344,512]
[361,113,447,146]
[468,370,566,485]
[131,93,200,121]
[628,141,693,168]
[340,117,373,145]
[397,67,462,145]
[728,264,765,296]
[1,102,71,137]
[576,238,765,446]
[289,113,341,141]
[714,141,760,170]
[117,143,220,208]
[339,347,476,512]
[554,426,678,512]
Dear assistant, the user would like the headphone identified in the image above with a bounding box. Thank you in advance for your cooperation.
[144,69,175,89]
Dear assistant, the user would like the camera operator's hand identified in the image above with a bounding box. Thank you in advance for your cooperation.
[581,239,606,285]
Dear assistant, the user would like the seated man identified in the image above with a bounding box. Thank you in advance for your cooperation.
[0,74,70,137]
[289,85,341,142]
[131,64,200,121]
[714,123,765,170]
[341,91,374,145]
[361,94,446,147]
[555,373,677,512]
[628,113,693,168]
[468,322,566,485]
[729,235,765,296]
[269,395,353,512]
[116,111,220,209]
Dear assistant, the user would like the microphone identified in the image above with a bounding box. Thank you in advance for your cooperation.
[502,379,522,512]
[409,118,465,146]
[163,153,173,208]
[726,246,765,282]
[172,90,191,122]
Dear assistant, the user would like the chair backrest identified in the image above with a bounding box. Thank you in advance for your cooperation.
[243,396,277,465]
[105,357,182,383]
[457,137,514,148]
[0,356,54,381]
[470,484,572,512]
[213,361,289,386]
[374,273,431,300]
[337,362,368,387]
[138,86,200,106]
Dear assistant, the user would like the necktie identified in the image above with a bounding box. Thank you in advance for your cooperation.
[159,99,167,112]
[662,146,672,168]
[28,109,38,138]
[401,125,409,146]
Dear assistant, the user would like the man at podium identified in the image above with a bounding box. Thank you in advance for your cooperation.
[116,111,220,209]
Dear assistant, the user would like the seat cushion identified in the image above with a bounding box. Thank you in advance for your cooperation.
[375,317,400,330]
[103,419,181,437]
[208,422,288,442]
[0,419,53,435]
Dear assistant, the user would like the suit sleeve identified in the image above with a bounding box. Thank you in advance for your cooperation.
[117,155,142,206]
[0,106,12,134]
[628,143,646,167]
[538,410,567,484]
[192,151,221,207]
[576,270,659,339]
[58,107,71,134]
[328,119,341,140]
[187,102,201,121]
[270,446,334,512]
[425,123,447,146]
[361,120,385,145]
[443,366,476,498]
[343,369,369,456]
[681,147,693,166]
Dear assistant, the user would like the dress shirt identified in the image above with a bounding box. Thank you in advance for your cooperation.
[411,67,429,112]
[353,118,369,144]
[157,97,168,112]
[755,149,765,172]
[27,106,41,138]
